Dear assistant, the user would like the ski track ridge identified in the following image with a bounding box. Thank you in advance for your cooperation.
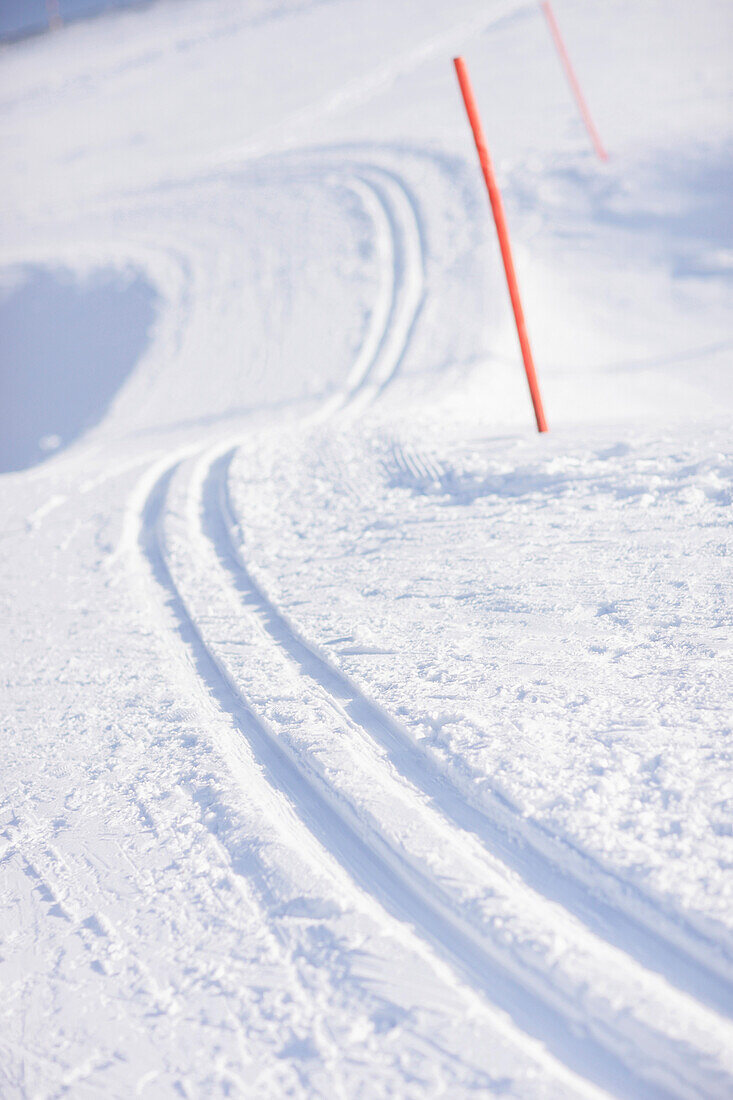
[238,157,733,1016]
[312,163,425,422]
[140,453,676,1100]
[127,156,732,1100]
[201,444,732,1098]
[224,437,733,1018]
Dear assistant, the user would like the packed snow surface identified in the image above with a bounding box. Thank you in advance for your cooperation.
[1,0,732,1096]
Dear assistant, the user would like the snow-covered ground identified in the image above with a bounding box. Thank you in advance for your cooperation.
[1,1,732,1096]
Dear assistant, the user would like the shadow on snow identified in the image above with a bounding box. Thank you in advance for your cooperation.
[0,265,157,473]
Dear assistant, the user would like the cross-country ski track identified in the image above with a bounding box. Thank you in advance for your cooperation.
[122,157,732,1099]
[3,1,732,1096]
[132,441,733,1100]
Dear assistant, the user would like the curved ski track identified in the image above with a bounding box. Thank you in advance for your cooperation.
[313,164,425,422]
[219,445,733,1018]
[130,161,733,1099]
[382,437,733,1006]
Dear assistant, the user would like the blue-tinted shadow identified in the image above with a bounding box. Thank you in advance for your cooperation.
[0,1,148,41]
[0,266,158,473]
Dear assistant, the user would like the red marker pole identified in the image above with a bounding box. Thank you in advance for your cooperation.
[453,56,548,433]
[540,1,607,162]
[46,0,63,31]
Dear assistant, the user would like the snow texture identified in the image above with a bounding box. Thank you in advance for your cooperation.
[1,0,731,1097]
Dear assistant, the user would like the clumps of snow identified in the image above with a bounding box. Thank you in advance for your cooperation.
[229,418,733,959]
[385,434,733,509]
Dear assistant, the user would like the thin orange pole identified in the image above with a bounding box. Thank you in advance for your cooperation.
[540,1,607,162]
[453,56,548,433]
[46,0,63,31]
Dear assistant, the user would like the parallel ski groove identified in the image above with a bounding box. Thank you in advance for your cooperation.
[144,454,673,1100]
[218,156,733,1008]
[315,164,425,422]
[128,156,732,1100]
[192,447,733,1099]
[222,443,733,1018]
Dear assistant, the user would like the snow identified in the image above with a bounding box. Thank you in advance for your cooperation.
[1,0,731,1097]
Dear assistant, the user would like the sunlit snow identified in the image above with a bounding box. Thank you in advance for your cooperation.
[1,1,731,1097]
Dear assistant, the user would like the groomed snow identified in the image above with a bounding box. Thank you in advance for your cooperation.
[1,1,731,1097]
